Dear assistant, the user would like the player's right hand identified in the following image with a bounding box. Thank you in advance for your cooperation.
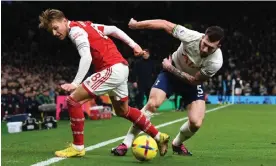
[61,83,77,92]
[133,45,146,56]
[128,18,138,29]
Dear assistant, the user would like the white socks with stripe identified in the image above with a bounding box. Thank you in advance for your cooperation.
[123,125,141,148]
[122,106,153,148]
[172,121,195,146]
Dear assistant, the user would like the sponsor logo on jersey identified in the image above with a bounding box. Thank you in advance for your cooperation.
[72,32,83,40]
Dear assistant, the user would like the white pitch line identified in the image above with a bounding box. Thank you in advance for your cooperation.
[31,104,231,166]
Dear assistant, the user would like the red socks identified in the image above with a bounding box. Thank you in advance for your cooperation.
[125,107,159,138]
[67,96,85,145]
[66,96,158,145]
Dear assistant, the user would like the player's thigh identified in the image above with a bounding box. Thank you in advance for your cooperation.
[147,71,173,110]
[180,84,206,126]
[109,79,129,104]
[70,85,92,102]
[107,63,129,115]
[147,88,167,108]
[108,79,129,116]
[83,63,128,97]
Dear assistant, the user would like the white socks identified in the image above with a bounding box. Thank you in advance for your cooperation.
[154,132,160,141]
[123,124,142,148]
[122,106,153,148]
[172,121,195,146]
[72,144,84,151]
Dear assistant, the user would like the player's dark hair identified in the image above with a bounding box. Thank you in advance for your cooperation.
[205,26,224,43]
[39,9,65,30]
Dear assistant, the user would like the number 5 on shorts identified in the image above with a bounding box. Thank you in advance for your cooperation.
[197,85,203,97]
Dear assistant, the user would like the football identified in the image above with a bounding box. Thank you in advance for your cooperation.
[131,135,158,161]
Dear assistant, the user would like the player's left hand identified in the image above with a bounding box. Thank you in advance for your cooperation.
[162,56,172,71]
[61,83,77,92]
[133,45,146,56]
[128,18,138,29]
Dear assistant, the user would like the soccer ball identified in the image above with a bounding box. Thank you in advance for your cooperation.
[131,135,158,161]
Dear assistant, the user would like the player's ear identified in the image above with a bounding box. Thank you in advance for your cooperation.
[63,18,67,23]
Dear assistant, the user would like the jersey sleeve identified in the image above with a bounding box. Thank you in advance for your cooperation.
[200,49,223,77]
[68,26,92,86]
[93,23,137,48]
[172,25,203,43]
[200,61,222,77]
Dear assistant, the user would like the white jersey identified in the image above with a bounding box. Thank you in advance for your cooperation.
[171,25,223,77]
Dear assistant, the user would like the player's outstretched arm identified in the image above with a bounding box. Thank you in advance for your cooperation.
[97,24,137,48]
[95,24,145,56]
[69,27,93,88]
[128,18,176,35]
[129,18,202,42]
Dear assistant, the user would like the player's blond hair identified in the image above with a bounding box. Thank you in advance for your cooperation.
[39,9,65,30]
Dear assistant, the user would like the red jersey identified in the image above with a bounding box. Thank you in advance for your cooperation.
[68,21,128,72]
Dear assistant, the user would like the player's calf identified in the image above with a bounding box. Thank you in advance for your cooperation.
[56,86,94,157]
[172,100,205,156]
[55,96,86,158]
[67,96,85,148]
[111,98,159,139]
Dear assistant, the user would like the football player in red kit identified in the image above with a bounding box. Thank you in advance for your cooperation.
[38,9,169,158]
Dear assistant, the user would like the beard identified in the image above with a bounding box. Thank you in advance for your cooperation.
[200,52,209,57]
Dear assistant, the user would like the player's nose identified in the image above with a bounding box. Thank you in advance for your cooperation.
[52,30,57,36]
[202,46,208,53]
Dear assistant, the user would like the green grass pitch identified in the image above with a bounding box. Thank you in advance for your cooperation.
[2,104,276,166]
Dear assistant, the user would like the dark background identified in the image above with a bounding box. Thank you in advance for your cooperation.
[1,1,276,116]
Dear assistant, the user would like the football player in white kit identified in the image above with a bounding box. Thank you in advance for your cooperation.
[111,18,224,156]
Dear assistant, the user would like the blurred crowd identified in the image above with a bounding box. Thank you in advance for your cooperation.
[1,2,276,116]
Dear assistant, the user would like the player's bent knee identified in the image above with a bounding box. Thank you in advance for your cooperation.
[110,98,128,117]
[147,99,159,112]
[147,88,166,112]
[66,96,80,107]
[190,119,203,128]
[70,84,94,102]
[114,107,127,117]
[189,118,203,132]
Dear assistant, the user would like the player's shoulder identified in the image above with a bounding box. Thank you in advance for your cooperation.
[69,20,93,27]
[68,22,88,41]
[173,25,204,42]
[207,48,223,65]
[213,48,223,59]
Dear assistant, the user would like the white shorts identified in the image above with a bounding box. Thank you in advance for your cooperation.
[235,88,242,95]
[82,63,129,101]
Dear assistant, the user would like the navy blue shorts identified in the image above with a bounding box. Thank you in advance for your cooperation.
[152,71,205,107]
